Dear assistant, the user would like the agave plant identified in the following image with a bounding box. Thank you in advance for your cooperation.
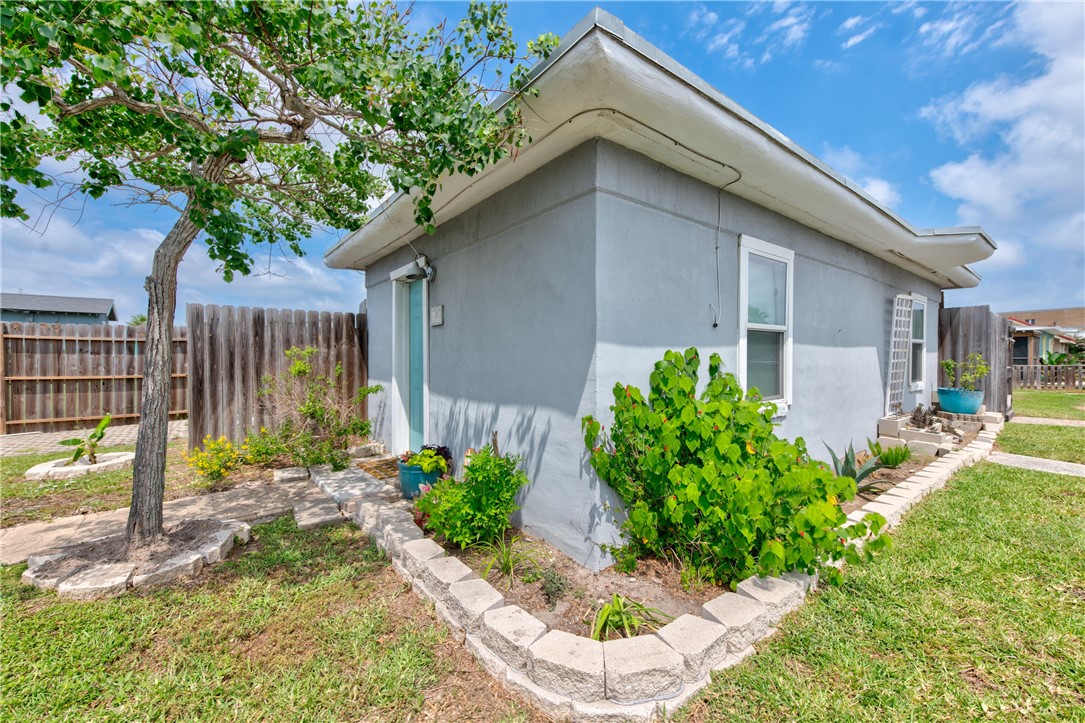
[825,441,886,494]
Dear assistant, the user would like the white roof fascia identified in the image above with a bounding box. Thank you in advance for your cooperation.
[324,9,995,290]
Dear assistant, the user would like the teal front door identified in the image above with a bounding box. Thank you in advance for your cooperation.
[408,280,424,452]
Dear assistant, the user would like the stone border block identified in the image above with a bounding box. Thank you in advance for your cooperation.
[735,575,803,622]
[602,635,684,704]
[482,604,548,671]
[381,520,423,557]
[655,613,730,682]
[701,592,768,651]
[57,563,134,600]
[273,467,309,483]
[528,630,606,703]
[464,632,509,679]
[399,538,445,578]
[503,668,575,720]
[861,499,904,527]
[421,556,474,600]
[446,578,504,633]
[132,551,203,588]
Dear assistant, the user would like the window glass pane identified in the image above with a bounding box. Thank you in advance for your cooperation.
[911,301,925,340]
[748,253,787,325]
[910,341,923,383]
[748,330,782,398]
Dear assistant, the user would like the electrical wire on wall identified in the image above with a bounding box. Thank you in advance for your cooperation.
[710,170,742,328]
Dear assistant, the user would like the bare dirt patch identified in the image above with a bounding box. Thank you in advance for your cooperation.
[447,532,726,639]
[31,519,226,582]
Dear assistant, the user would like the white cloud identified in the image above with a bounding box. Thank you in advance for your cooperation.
[840,15,865,32]
[820,144,903,209]
[706,19,746,54]
[891,1,926,20]
[842,26,879,49]
[686,5,720,41]
[929,2,1084,308]
[812,59,845,73]
[858,177,902,208]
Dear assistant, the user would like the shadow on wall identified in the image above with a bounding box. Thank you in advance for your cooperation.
[436,400,551,487]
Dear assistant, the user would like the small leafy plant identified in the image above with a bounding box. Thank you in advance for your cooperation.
[583,348,886,587]
[522,565,569,609]
[477,534,539,588]
[244,426,290,466]
[590,594,673,641]
[59,414,111,465]
[826,441,886,494]
[878,444,912,468]
[186,435,248,486]
[867,438,883,458]
[405,449,448,475]
[940,352,990,391]
[414,444,528,548]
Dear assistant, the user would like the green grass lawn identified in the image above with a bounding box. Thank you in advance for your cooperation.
[678,462,1085,722]
[1012,389,1085,420]
[0,441,262,528]
[1,518,542,722]
[997,423,1085,465]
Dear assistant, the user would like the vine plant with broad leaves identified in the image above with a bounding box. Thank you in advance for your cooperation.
[1,0,556,546]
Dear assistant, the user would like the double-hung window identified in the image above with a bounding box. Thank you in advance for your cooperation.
[738,235,794,410]
[909,294,926,390]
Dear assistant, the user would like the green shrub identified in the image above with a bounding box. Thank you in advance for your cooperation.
[582,348,886,587]
[257,346,382,470]
[878,444,912,468]
[186,435,248,486]
[414,445,527,548]
[244,426,290,466]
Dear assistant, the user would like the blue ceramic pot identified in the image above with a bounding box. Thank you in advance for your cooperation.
[937,388,984,415]
[398,461,441,500]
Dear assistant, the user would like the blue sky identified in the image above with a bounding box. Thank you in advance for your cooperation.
[2,1,1082,323]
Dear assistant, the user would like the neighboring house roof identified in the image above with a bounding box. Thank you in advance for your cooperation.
[1,293,118,320]
[1008,317,1078,344]
[325,8,996,289]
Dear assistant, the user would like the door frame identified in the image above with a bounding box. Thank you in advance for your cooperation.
[389,260,429,453]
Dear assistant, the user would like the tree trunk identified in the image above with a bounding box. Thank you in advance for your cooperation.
[126,206,200,546]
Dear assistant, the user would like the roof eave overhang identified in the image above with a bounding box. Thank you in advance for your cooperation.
[324,9,995,290]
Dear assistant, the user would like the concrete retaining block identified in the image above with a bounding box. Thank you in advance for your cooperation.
[56,563,134,600]
[877,416,909,437]
[132,551,203,588]
[273,467,309,483]
[399,538,445,578]
[735,575,803,622]
[700,593,768,651]
[602,635,684,703]
[503,668,575,720]
[381,520,423,557]
[446,578,504,633]
[861,500,903,527]
[655,613,730,682]
[906,440,940,456]
[482,605,548,671]
[528,630,606,703]
[421,556,474,600]
[780,570,817,594]
[574,697,661,723]
[464,632,509,679]
[352,501,383,536]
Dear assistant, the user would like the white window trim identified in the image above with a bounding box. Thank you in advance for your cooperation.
[389,263,430,453]
[909,293,927,392]
[738,234,794,414]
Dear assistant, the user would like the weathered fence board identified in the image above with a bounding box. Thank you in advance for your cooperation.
[0,322,188,434]
[186,304,367,448]
[938,305,1013,415]
[1012,365,1085,389]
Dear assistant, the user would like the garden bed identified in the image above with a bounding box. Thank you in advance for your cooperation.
[447,533,726,639]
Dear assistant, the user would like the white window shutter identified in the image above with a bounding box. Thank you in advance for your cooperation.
[886,295,914,415]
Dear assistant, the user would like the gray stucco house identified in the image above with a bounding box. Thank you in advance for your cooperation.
[1,293,117,325]
[325,10,996,569]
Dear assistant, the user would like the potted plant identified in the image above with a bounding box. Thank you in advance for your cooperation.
[939,352,990,415]
[397,448,448,499]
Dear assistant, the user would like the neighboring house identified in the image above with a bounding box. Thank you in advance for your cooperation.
[1002,307,1085,335]
[1008,317,1079,365]
[324,10,996,569]
[0,293,117,325]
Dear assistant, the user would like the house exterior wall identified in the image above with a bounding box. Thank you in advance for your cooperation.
[363,139,944,570]
[363,142,624,569]
[592,140,942,461]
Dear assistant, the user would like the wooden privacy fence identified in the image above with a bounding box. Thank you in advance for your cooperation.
[186,304,368,449]
[938,305,1013,415]
[0,322,188,434]
[1012,365,1085,389]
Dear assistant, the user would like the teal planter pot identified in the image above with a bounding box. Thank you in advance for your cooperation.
[938,388,984,415]
[398,461,440,500]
